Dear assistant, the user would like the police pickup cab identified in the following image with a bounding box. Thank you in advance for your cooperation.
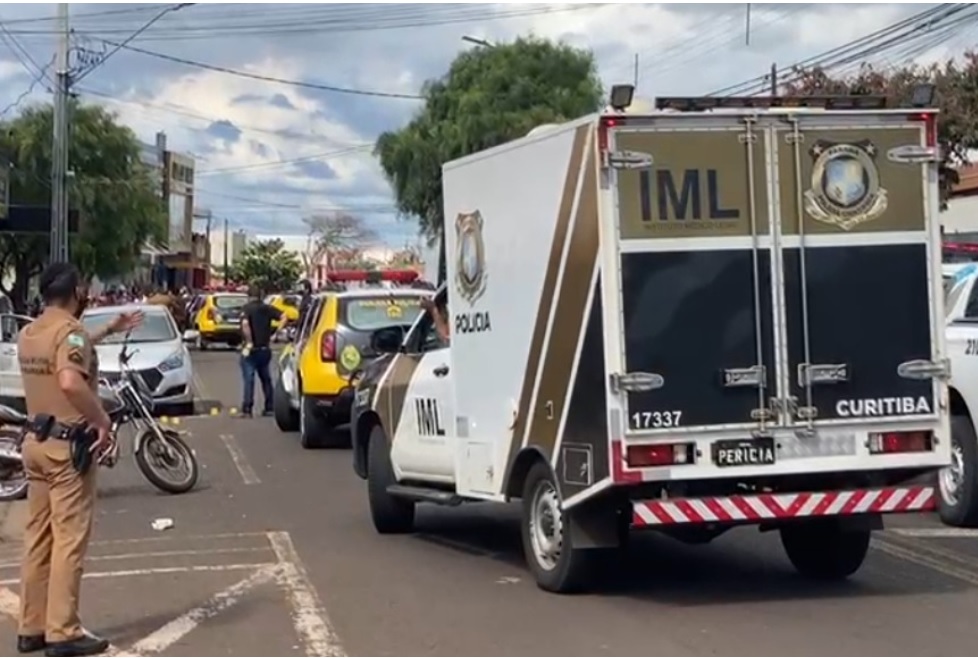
[351,91,950,593]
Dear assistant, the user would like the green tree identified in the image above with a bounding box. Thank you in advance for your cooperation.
[375,35,604,258]
[781,55,978,208]
[229,238,302,293]
[0,101,166,308]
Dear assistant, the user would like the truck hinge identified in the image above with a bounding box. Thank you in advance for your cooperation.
[898,358,951,382]
[798,362,849,387]
[609,371,664,394]
[723,365,766,388]
[605,150,654,170]
[770,396,817,421]
[887,144,941,165]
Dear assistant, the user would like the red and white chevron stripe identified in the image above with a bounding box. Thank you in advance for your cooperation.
[631,486,936,527]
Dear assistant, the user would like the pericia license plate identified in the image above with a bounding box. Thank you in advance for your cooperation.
[713,437,776,468]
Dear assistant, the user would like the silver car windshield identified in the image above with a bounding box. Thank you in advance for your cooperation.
[83,311,177,344]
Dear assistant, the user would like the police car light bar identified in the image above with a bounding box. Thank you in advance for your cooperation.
[327,269,419,284]
[654,95,888,112]
[944,242,978,254]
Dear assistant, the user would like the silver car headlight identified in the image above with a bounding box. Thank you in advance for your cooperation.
[159,352,185,372]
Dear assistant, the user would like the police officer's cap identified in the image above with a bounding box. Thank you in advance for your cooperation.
[39,262,81,302]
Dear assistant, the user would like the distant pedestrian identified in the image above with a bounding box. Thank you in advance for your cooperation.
[238,286,284,417]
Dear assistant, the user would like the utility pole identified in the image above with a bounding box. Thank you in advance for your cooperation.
[223,218,229,283]
[49,2,70,264]
[633,53,639,88]
[770,62,778,96]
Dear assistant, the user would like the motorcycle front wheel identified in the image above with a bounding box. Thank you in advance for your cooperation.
[134,428,199,495]
[0,435,27,501]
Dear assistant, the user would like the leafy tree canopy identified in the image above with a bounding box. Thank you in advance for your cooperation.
[375,35,604,243]
[782,54,978,207]
[0,101,166,306]
[229,238,302,294]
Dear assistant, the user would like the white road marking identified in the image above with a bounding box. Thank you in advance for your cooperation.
[267,531,344,657]
[0,546,271,570]
[130,565,278,655]
[0,587,135,656]
[0,563,274,586]
[220,433,261,485]
[891,527,978,538]
[90,531,268,546]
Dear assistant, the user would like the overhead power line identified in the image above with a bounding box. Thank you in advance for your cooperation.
[197,145,372,176]
[14,4,601,41]
[93,39,425,100]
[709,3,973,97]
[72,3,193,84]
[0,16,54,86]
[0,55,53,117]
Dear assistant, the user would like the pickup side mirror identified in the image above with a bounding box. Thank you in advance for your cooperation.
[371,326,405,354]
[183,330,198,343]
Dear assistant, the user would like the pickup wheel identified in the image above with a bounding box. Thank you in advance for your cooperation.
[780,520,870,580]
[520,461,596,594]
[367,424,414,534]
[299,395,331,449]
[273,375,299,433]
[939,415,978,527]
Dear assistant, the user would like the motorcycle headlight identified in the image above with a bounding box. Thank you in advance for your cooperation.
[159,352,185,372]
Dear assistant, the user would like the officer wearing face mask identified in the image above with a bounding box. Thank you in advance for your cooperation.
[15,263,142,657]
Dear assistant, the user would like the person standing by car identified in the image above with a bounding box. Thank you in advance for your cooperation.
[15,263,141,657]
[239,286,284,417]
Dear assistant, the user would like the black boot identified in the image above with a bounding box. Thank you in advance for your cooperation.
[44,634,110,657]
[16,635,45,654]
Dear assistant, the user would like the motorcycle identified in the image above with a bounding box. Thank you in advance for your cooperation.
[0,332,200,498]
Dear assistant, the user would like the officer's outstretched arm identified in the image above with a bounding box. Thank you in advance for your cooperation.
[56,330,111,430]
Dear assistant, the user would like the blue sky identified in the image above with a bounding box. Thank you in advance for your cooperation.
[0,2,967,248]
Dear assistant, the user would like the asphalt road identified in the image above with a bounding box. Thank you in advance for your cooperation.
[3,350,978,656]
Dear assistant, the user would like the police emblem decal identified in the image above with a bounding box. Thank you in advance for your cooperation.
[454,211,488,305]
[804,139,888,231]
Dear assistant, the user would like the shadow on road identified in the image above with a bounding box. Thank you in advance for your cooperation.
[409,505,966,604]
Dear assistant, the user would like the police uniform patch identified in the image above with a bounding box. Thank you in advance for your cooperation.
[66,333,86,348]
[67,349,85,366]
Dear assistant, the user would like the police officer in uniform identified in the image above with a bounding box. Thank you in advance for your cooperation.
[16,263,141,657]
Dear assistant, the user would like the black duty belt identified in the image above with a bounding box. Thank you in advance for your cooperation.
[26,414,77,441]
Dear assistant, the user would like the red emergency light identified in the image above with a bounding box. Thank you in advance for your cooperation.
[944,242,978,254]
[327,269,419,284]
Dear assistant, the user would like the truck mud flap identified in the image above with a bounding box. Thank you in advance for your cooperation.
[777,123,938,424]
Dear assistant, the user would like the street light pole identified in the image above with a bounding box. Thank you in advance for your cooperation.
[461,35,494,48]
[50,2,70,264]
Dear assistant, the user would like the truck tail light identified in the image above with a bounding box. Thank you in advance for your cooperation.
[869,431,933,455]
[626,442,695,468]
[320,330,336,362]
[910,112,938,147]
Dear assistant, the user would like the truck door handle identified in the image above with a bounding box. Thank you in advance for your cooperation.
[433,365,449,377]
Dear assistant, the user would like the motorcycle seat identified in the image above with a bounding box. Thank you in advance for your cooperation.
[0,404,28,426]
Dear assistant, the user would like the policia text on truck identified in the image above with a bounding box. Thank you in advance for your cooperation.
[351,86,950,593]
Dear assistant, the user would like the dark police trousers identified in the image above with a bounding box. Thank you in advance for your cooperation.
[240,346,273,414]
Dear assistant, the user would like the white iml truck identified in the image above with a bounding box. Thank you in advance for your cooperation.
[351,90,951,593]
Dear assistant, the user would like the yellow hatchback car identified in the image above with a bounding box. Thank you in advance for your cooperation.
[265,293,301,331]
[274,288,429,449]
[191,292,249,349]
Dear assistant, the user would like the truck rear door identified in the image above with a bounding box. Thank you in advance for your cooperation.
[775,113,942,428]
[610,117,777,436]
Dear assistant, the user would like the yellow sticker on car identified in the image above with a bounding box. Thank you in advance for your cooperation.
[387,305,403,319]
[340,344,361,370]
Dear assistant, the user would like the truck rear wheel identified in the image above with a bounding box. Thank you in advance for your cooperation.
[367,424,414,534]
[520,461,596,594]
[780,520,870,580]
[939,415,978,527]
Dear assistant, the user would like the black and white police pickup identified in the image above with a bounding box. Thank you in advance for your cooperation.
[351,92,951,593]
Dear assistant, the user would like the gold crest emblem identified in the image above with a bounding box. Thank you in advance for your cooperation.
[804,139,888,231]
[454,211,487,305]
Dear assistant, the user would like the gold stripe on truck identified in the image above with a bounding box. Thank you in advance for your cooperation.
[524,132,601,462]
[376,354,423,443]
[507,124,591,470]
